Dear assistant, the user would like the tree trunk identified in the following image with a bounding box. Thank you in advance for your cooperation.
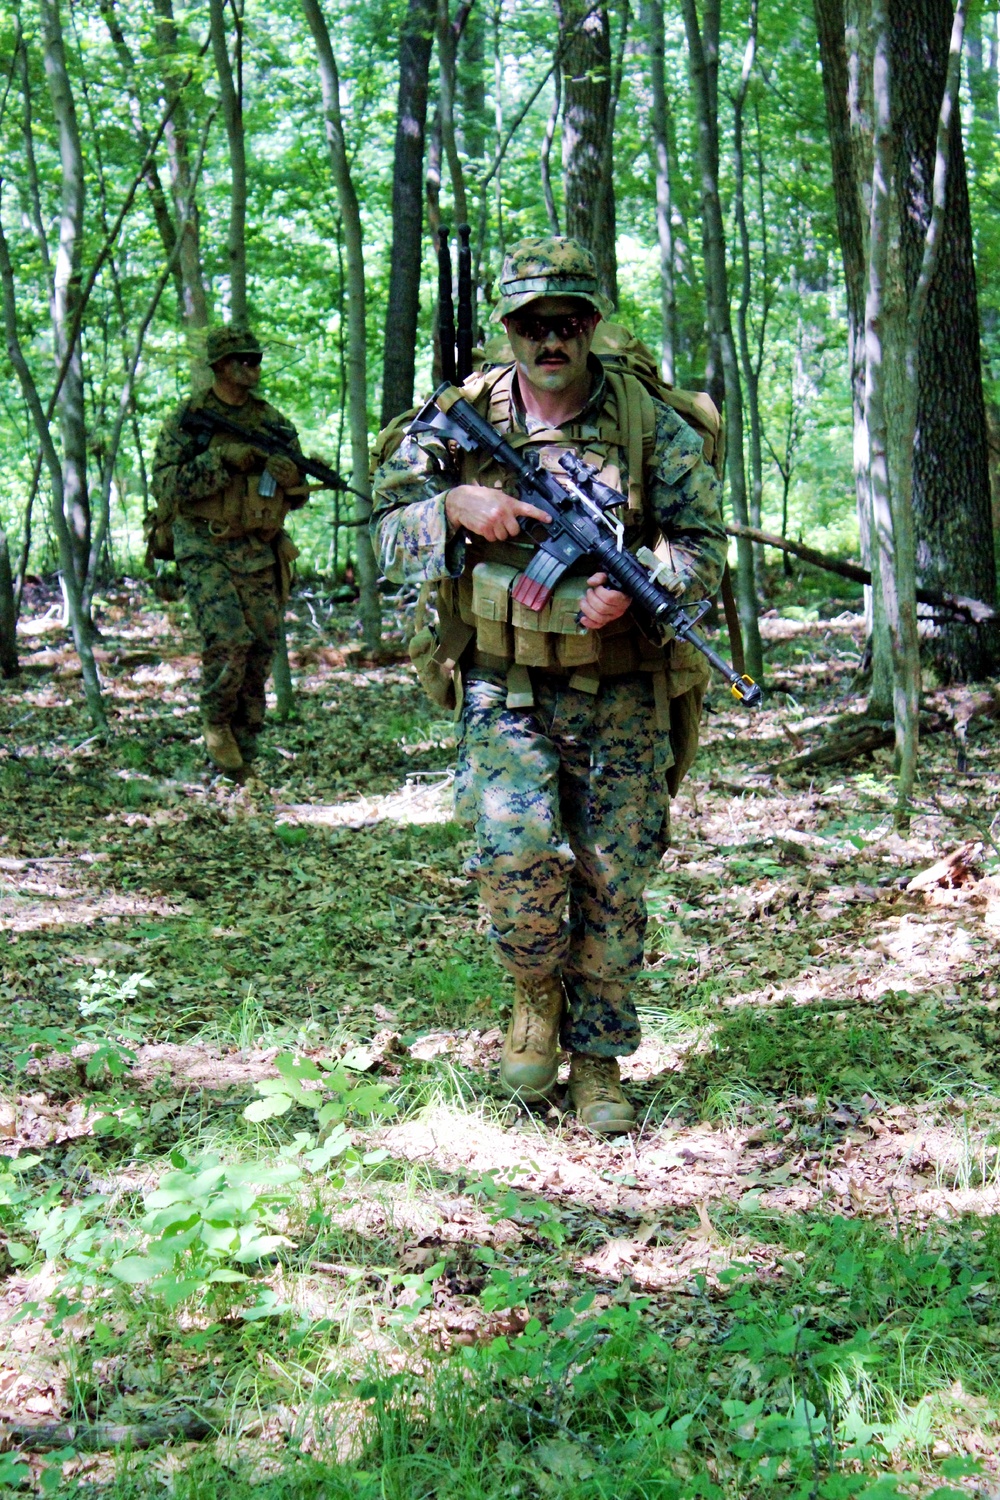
[380,0,435,426]
[40,0,90,609]
[438,0,470,226]
[734,0,766,574]
[558,0,617,306]
[644,0,676,384]
[0,209,105,728]
[680,0,764,683]
[152,0,210,335]
[0,523,19,679]
[302,0,382,652]
[97,0,184,312]
[208,0,248,324]
[890,0,998,681]
[540,60,562,235]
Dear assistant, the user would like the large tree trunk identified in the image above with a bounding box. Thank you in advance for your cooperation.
[302,0,382,652]
[813,0,896,714]
[680,0,764,683]
[380,0,435,427]
[208,0,248,323]
[40,0,90,611]
[891,0,998,682]
[152,0,209,335]
[558,0,617,306]
[644,0,676,384]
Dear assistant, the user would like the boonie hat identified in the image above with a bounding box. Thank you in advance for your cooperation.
[205,326,263,365]
[490,236,614,323]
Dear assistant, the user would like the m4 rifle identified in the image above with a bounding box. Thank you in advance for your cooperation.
[180,407,368,503]
[408,382,763,707]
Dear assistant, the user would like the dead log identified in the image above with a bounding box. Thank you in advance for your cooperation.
[3,1410,218,1452]
[726,524,996,623]
[769,713,949,775]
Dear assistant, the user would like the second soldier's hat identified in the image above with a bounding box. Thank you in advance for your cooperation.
[490,236,614,323]
[205,325,263,366]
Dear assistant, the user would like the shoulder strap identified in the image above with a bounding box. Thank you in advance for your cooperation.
[604,369,655,516]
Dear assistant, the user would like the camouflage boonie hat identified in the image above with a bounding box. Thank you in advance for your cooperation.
[205,326,263,365]
[490,236,614,323]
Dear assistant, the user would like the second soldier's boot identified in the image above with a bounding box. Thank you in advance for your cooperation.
[203,721,244,773]
[499,975,564,1102]
[568,1053,635,1134]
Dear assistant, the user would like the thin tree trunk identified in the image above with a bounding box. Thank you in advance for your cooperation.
[0,523,18,678]
[540,59,561,235]
[152,0,209,334]
[380,0,435,426]
[558,0,617,306]
[0,207,105,728]
[680,0,764,682]
[302,0,382,651]
[438,0,470,226]
[97,0,183,310]
[16,37,52,280]
[40,0,90,609]
[208,0,247,323]
[734,0,764,576]
[644,0,676,383]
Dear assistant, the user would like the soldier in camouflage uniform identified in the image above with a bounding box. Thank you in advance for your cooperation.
[151,327,307,774]
[371,238,726,1133]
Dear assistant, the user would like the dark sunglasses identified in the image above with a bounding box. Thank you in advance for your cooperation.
[234,353,262,367]
[508,312,595,343]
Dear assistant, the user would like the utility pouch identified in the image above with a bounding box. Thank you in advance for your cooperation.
[242,474,287,540]
[471,561,517,658]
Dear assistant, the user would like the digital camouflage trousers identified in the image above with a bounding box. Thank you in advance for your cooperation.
[455,671,673,1056]
[178,556,279,731]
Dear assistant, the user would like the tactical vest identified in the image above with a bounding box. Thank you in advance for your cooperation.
[396,361,711,792]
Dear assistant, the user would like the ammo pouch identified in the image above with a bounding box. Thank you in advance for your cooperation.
[464,561,599,671]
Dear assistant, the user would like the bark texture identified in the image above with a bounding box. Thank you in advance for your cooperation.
[0,523,18,678]
[302,0,382,650]
[890,0,998,681]
[380,0,435,426]
[152,0,209,333]
[644,0,676,383]
[209,0,248,323]
[40,0,90,600]
[681,0,764,681]
[558,0,617,306]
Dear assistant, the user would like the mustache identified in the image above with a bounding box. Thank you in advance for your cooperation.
[533,349,570,364]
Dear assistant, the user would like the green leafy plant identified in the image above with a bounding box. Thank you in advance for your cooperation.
[109,1151,300,1312]
[244,1051,391,1175]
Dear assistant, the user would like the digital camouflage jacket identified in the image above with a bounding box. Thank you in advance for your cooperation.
[370,360,728,605]
[152,389,303,575]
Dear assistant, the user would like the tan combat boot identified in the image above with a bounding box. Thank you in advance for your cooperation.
[499,975,564,1102]
[568,1053,635,1134]
[203,721,244,773]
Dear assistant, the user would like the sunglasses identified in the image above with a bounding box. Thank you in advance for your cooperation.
[233,353,262,367]
[508,312,595,343]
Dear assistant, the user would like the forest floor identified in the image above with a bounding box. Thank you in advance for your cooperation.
[1,572,999,1499]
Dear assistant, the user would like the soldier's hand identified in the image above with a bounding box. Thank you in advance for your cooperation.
[579,573,631,631]
[265,453,301,489]
[445,484,552,543]
[218,442,268,473]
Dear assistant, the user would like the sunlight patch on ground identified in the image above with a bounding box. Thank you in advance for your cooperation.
[278,770,456,829]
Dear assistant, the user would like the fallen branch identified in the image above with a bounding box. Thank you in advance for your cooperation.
[769,712,949,775]
[725,523,996,623]
[3,1410,218,1453]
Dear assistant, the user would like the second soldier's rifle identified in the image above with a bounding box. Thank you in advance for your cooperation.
[408,383,763,707]
[180,406,370,512]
